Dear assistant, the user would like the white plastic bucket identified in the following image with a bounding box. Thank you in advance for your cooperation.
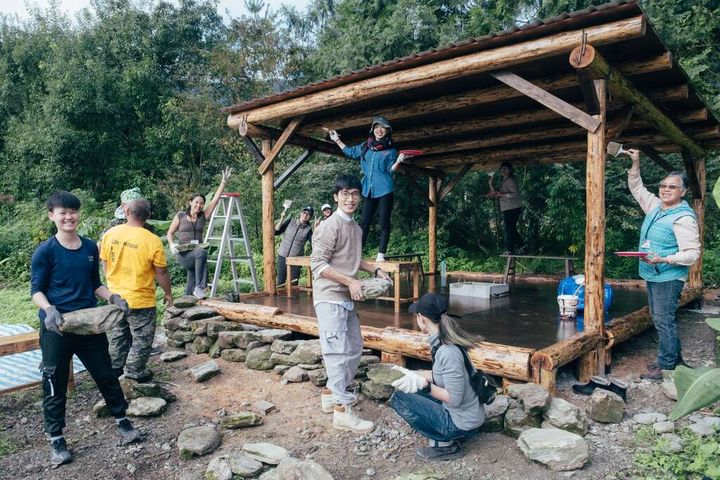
[557,294,580,318]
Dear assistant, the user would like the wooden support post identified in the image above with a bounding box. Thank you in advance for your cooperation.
[640,145,675,172]
[258,117,304,175]
[381,352,406,367]
[579,79,608,382]
[577,68,600,115]
[681,148,702,200]
[428,176,439,275]
[274,149,314,190]
[261,140,276,295]
[689,156,706,290]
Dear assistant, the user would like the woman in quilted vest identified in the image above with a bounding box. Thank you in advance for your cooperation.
[627,148,700,380]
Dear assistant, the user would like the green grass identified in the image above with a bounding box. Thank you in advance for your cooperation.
[0,285,39,328]
[0,434,19,458]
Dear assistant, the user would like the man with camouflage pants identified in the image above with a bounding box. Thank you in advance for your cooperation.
[100,198,173,381]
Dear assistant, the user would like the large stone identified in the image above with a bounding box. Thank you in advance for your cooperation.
[192,336,215,354]
[633,412,666,425]
[205,457,232,480]
[661,380,678,401]
[208,341,221,359]
[254,400,276,415]
[207,321,244,340]
[507,383,551,415]
[93,399,110,418]
[542,398,588,436]
[189,361,221,382]
[246,341,267,352]
[359,355,381,367]
[191,317,228,336]
[242,442,289,465]
[246,346,275,371]
[517,428,589,471]
[228,451,264,477]
[361,380,394,400]
[160,350,188,362]
[224,331,261,349]
[178,425,221,459]
[217,331,247,349]
[257,329,292,343]
[271,339,303,355]
[282,366,308,383]
[308,368,328,386]
[164,316,186,332]
[588,389,624,424]
[166,305,186,316]
[660,433,684,453]
[480,395,509,433]
[182,306,218,321]
[298,363,323,370]
[270,457,334,480]
[221,412,263,429]
[240,323,263,331]
[167,339,186,348]
[653,421,675,434]
[220,349,247,362]
[127,397,167,417]
[366,364,404,386]
[174,296,198,308]
[173,330,196,344]
[689,421,714,437]
[504,400,541,438]
[132,382,177,402]
[270,352,292,366]
[287,340,323,365]
[274,365,291,375]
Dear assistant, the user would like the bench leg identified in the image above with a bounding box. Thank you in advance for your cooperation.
[394,270,401,313]
[413,266,420,300]
[306,266,313,295]
[286,264,292,298]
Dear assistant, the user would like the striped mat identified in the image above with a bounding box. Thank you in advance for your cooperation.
[0,324,85,392]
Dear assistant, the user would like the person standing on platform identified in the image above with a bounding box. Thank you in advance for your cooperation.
[327,116,406,262]
[31,191,142,466]
[487,161,525,254]
[167,167,232,299]
[101,198,173,382]
[626,149,700,379]
[275,205,314,287]
[311,174,391,433]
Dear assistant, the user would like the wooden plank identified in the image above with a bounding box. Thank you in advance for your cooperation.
[261,140,276,294]
[228,16,646,126]
[428,177,439,275]
[274,149,314,190]
[439,164,471,201]
[490,70,601,132]
[570,44,705,159]
[0,332,39,356]
[606,105,634,141]
[681,148,702,199]
[258,117,304,175]
[381,352,406,367]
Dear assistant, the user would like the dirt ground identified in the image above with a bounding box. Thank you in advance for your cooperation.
[1,293,719,480]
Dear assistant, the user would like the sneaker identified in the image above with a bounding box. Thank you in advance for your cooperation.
[117,418,143,445]
[193,287,206,299]
[641,365,664,381]
[375,253,386,262]
[50,437,72,465]
[332,405,375,434]
[321,388,334,414]
[415,442,463,461]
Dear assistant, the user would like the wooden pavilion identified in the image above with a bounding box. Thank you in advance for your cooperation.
[217,0,719,390]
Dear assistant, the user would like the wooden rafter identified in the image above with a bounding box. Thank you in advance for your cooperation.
[639,145,675,173]
[570,44,705,159]
[258,117,304,175]
[274,150,315,190]
[606,105,635,141]
[439,165,472,201]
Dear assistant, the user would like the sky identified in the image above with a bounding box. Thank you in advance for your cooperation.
[2,0,311,20]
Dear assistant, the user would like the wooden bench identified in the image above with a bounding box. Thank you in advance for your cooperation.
[383,252,425,278]
[374,259,421,313]
[501,254,577,284]
[285,256,313,298]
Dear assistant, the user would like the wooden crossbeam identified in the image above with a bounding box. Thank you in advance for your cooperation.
[243,136,266,165]
[258,117,304,175]
[639,145,675,173]
[241,121,338,157]
[606,105,635,141]
[490,70,601,132]
[274,150,314,190]
[570,44,705,159]
[681,148,702,199]
[439,165,472,201]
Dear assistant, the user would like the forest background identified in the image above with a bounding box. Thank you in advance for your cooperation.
[1,0,719,316]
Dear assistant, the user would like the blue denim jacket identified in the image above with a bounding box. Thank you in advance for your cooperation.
[343,143,398,198]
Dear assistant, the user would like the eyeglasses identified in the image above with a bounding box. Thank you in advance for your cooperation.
[658,183,683,191]
[338,191,361,199]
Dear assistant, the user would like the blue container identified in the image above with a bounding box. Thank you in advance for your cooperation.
[557,275,613,313]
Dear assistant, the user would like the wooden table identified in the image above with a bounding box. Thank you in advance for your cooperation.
[500,254,577,284]
[285,256,313,298]
[374,259,421,313]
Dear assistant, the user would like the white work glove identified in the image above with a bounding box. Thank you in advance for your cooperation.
[396,153,406,163]
[328,129,340,142]
[391,366,428,394]
[169,244,179,256]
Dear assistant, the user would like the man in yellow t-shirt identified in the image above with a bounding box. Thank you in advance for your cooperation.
[100,198,173,381]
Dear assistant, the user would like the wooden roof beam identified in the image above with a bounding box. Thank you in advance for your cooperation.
[489,70,601,132]
[228,16,646,128]
[570,44,705,159]
[292,51,669,136]
[240,118,339,157]
[258,117,304,175]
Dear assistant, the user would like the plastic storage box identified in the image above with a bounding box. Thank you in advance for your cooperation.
[449,281,509,299]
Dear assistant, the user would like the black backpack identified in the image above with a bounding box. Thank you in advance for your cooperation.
[432,344,498,405]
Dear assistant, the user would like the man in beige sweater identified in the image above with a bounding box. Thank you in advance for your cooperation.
[311,174,391,433]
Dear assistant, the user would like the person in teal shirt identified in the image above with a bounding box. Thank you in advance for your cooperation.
[328,116,405,262]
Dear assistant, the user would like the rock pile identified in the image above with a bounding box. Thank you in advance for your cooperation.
[205,443,333,480]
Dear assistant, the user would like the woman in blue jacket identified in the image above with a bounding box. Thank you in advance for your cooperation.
[328,116,405,262]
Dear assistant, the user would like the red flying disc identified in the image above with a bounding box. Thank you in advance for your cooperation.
[615,251,649,258]
[399,149,424,156]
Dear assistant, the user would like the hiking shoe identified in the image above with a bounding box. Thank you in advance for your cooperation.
[415,443,463,461]
[321,388,334,414]
[333,405,374,434]
[641,366,664,381]
[125,369,153,383]
[675,358,690,368]
[50,437,72,465]
[117,419,143,445]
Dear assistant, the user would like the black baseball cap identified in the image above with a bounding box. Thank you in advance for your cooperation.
[302,205,314,216]
[408,293,448,321]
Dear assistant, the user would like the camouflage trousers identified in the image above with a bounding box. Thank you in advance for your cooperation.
[107,307,156,380]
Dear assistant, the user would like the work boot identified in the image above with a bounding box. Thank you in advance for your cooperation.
[49,437,72,465]
[641,365,664,381]
[125,369,153,383]
[571,376,611,396]
[415,442,463,461]
[332,405,374,434]
[321,388,334,414]
[117,418,143,445]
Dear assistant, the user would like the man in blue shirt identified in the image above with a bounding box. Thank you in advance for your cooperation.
[31,191,142,466]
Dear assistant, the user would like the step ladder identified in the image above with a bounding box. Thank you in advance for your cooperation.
[204,193,259,297]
